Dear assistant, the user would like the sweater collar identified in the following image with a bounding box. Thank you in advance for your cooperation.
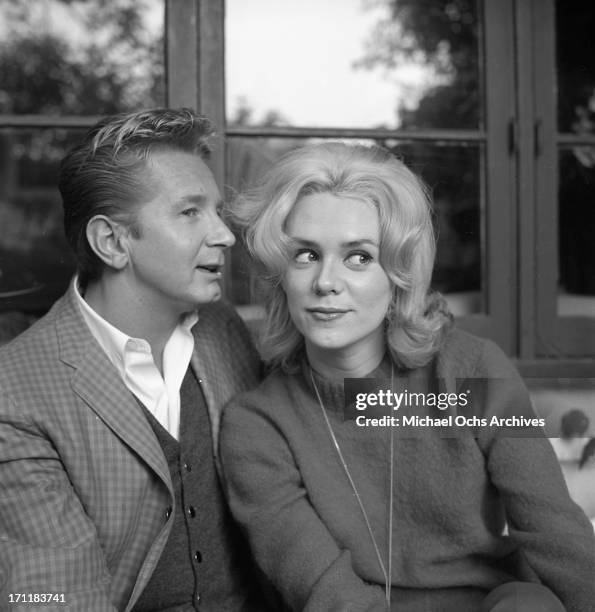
[301,352,395,414]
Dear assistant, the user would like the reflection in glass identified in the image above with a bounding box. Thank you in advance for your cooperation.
[225,0,481,130]
[0,0,164,115]
[558,149,595,317]
[556,0,595,135]
[0,129,82,320]
[225,138,483,315]
[388,140,483,314]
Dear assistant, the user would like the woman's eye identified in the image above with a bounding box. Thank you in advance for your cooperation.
[294,249,318,264]
[182,208,199,217]
[345,252,372,267]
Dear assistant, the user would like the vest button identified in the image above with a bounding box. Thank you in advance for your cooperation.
[183,462,192,472]
[194,550,202,563]
[165,506,172,519]
[187,505,196,518]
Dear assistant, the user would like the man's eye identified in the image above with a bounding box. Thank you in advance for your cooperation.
[345,252,372,267]
[294,249,318,263]
[182,208,199,217]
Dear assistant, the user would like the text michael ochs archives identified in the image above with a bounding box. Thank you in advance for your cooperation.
[343,378,546,437]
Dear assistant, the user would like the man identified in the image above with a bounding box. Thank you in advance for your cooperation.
[0,109,264,611]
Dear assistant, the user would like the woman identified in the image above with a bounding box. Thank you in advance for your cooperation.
[220,143,594,611]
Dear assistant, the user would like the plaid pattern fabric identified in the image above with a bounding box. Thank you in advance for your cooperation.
[0,285,261,611]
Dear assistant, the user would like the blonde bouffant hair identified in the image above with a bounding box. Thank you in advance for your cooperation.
[232,141,452,371]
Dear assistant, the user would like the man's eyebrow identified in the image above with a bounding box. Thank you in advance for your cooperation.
[176,194,224,208]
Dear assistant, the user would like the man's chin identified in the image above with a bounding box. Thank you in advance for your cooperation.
[192,286,223,306]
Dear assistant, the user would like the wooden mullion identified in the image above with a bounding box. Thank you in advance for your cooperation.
[0,115,100,128]
[165,0,199,108]
[515,0,537,359]
[481,0,517,353]
[532,0,560,357]
[226,125,485,142]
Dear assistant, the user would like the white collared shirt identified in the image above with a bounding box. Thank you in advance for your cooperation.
[73,279,198,440]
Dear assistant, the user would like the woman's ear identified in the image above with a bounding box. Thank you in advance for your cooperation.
[86,214,130,271]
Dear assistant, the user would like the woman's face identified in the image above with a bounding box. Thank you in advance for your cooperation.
[283,192,392,362]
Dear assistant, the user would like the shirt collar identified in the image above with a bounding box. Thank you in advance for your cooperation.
[73,276,198,370]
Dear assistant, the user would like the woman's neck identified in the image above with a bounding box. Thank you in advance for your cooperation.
[306,340,386,381]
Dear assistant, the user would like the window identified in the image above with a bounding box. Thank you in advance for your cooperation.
[224,0,517,351]
[531,0,595,361]
[0,0,593,372]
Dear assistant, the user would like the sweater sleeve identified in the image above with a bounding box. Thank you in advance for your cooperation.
[475,340,595,612]
[219,392,387,612]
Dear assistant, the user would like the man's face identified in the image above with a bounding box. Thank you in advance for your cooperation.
[123,150,235,316]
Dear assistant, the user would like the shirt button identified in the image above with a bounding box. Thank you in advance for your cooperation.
[194,550,202,563]
[196,593,201,603]
[183,462,192,472]
[165,506,172,519]
[187,505,196,518]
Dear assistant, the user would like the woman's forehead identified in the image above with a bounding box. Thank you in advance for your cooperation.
[287,192,379,231]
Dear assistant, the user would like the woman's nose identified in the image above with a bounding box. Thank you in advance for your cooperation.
[312,259,343,295]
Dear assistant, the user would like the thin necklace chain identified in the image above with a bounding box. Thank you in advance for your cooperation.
[309,366,395,610]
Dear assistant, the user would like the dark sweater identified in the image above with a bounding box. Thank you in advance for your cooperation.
[220,329,595,612]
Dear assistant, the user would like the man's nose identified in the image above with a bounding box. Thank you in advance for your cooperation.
[207,215,236,248]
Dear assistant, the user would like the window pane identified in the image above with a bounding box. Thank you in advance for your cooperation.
[225,0,482,130]
[226,137,483,315]
[0,0,165,115]
[0,129,81,323]
[558,148,595,316]
[556,0,595,317]
[556,0,595,134]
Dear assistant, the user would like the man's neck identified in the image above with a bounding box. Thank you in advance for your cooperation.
[83,275,188,372]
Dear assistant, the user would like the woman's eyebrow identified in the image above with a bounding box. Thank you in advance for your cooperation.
[342,239,379,248]
[289,237,379,248]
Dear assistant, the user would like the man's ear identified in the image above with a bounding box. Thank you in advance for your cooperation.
[86,215,130,271]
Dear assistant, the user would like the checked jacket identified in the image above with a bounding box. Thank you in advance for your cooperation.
[0,284,261,611]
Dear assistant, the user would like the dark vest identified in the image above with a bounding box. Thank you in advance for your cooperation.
[132,366,258,612]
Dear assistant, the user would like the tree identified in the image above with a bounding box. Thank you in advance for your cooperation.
[356,0,479,129]
[356,0,481,295]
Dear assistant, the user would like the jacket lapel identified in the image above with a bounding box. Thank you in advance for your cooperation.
[56,286,172,490]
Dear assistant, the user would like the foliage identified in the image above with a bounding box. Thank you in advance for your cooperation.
[357,0,479,129]
[0,0,164,115]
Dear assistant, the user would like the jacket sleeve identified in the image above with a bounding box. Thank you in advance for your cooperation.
[475,340,595,612]
[0,390,117,612]
[219,394,387,612]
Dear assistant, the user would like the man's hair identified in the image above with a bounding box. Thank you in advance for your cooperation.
[59,108,214,285]
[231,141,452,371]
